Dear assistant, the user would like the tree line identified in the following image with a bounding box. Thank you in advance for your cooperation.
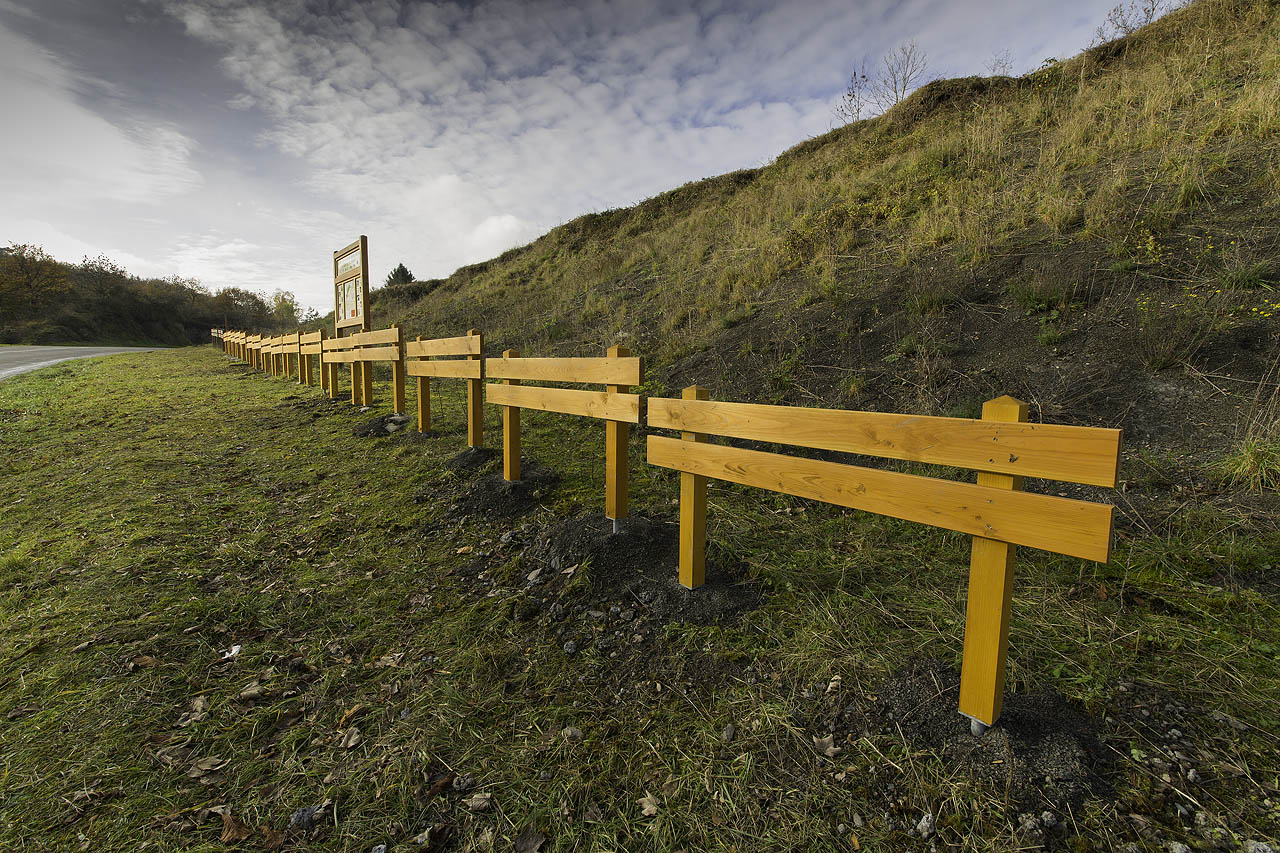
[0,244,314,346]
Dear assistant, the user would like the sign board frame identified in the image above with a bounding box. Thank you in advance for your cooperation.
[333,236,370,334]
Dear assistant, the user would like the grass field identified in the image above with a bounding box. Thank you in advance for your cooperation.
[1,347,1277,851]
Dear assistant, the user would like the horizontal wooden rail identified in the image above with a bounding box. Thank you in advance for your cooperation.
[404,329,483,445]
[406,359,481,380]
[648,398,1122,487]
[487,383,640,423]
[406,334,482,358]
[646,390,1120,731]
[646,435,1113,562]
[322,345,401,363]
[485,356,642,386]
[486,345,641,518]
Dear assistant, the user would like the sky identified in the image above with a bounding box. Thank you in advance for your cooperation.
[0,0,1124,313]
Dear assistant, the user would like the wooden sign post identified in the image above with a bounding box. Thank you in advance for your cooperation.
[333,236,371,405]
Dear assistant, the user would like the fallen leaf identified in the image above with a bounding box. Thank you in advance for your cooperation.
[411,823,453,848]
[6,705,40,721]
[220,645,242,660]
[177,695,209,727]
[826,675,842,694]
[260,825,285,850]
[464,792,492,812]
[219,811,254,843]
[660,773,678,798]
[559,727,583,743]
[455,546,473,554]
[514,827,546,853]
[131,655,160,669]
[72,641,92,653]
[337,703,366,729]
[637,794,659,817]
[187,756,226,777]
[237,680,265,700]
[813,734,843,758]
[338,727,362,749]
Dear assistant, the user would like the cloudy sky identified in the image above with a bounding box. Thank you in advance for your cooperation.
[0,0,1123,312]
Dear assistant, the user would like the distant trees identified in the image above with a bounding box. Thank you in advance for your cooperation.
[270,290,301,328]
[834,41,931,124]
[0,242,295,345]
[385,263,414,286]
[0,244,70,317]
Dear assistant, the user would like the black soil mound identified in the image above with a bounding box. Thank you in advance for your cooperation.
[523,514,761,626]
[831,662,1105,810]
[445,446,500,474]
[353,413,413,437]
[448,459,559,519]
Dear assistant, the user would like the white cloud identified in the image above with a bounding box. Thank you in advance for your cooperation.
[0,23,201,206]
[0,0,1127,313]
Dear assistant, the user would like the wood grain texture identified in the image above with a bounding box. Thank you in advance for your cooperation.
[646,435,1114,562]
[486,383,640,423]
[605,344,632,520]
[678,385,711,589]
[405,360,482,379]
[321,345,401,363]
[484,356,642,386]
[502,348,520,482]
[958,395,1026,726]
[405,334,483,357]
[647,397,1122,487]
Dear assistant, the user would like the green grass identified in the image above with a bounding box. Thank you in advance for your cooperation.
[2,348,1278,851]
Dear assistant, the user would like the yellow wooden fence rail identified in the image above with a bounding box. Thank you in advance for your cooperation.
[405,329,484,445]
[320,324,406,413]
[484,345,642,522]
[646,388,1122,731]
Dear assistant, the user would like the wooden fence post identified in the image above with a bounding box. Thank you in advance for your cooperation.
[350,362,360,406]
[362,354,374,406]
[416,336,431,432]
[605,344,631,525]
[679,385,711,589]
[502,348,520,481]
[958,395,1029,733]
[392,324,406,414]
[467,329,483,448]
[318,330,328,394]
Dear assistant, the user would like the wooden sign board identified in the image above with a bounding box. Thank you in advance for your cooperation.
[333,236,370,333]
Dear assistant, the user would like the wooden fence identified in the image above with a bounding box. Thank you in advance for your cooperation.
[211,328,1122,730]
[299,330,325,390]
[405,329,484,443]
[645,387,1122,730]
[321,324,406,412]
[485,346,642,521]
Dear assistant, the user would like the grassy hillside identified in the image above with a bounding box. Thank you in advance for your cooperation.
[362,0,1278,462]
[1,349,1277,851]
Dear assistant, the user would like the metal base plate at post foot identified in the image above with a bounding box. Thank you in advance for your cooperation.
[969,717,990,738]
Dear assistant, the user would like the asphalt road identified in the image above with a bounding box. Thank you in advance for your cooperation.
[0,345,159,381]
